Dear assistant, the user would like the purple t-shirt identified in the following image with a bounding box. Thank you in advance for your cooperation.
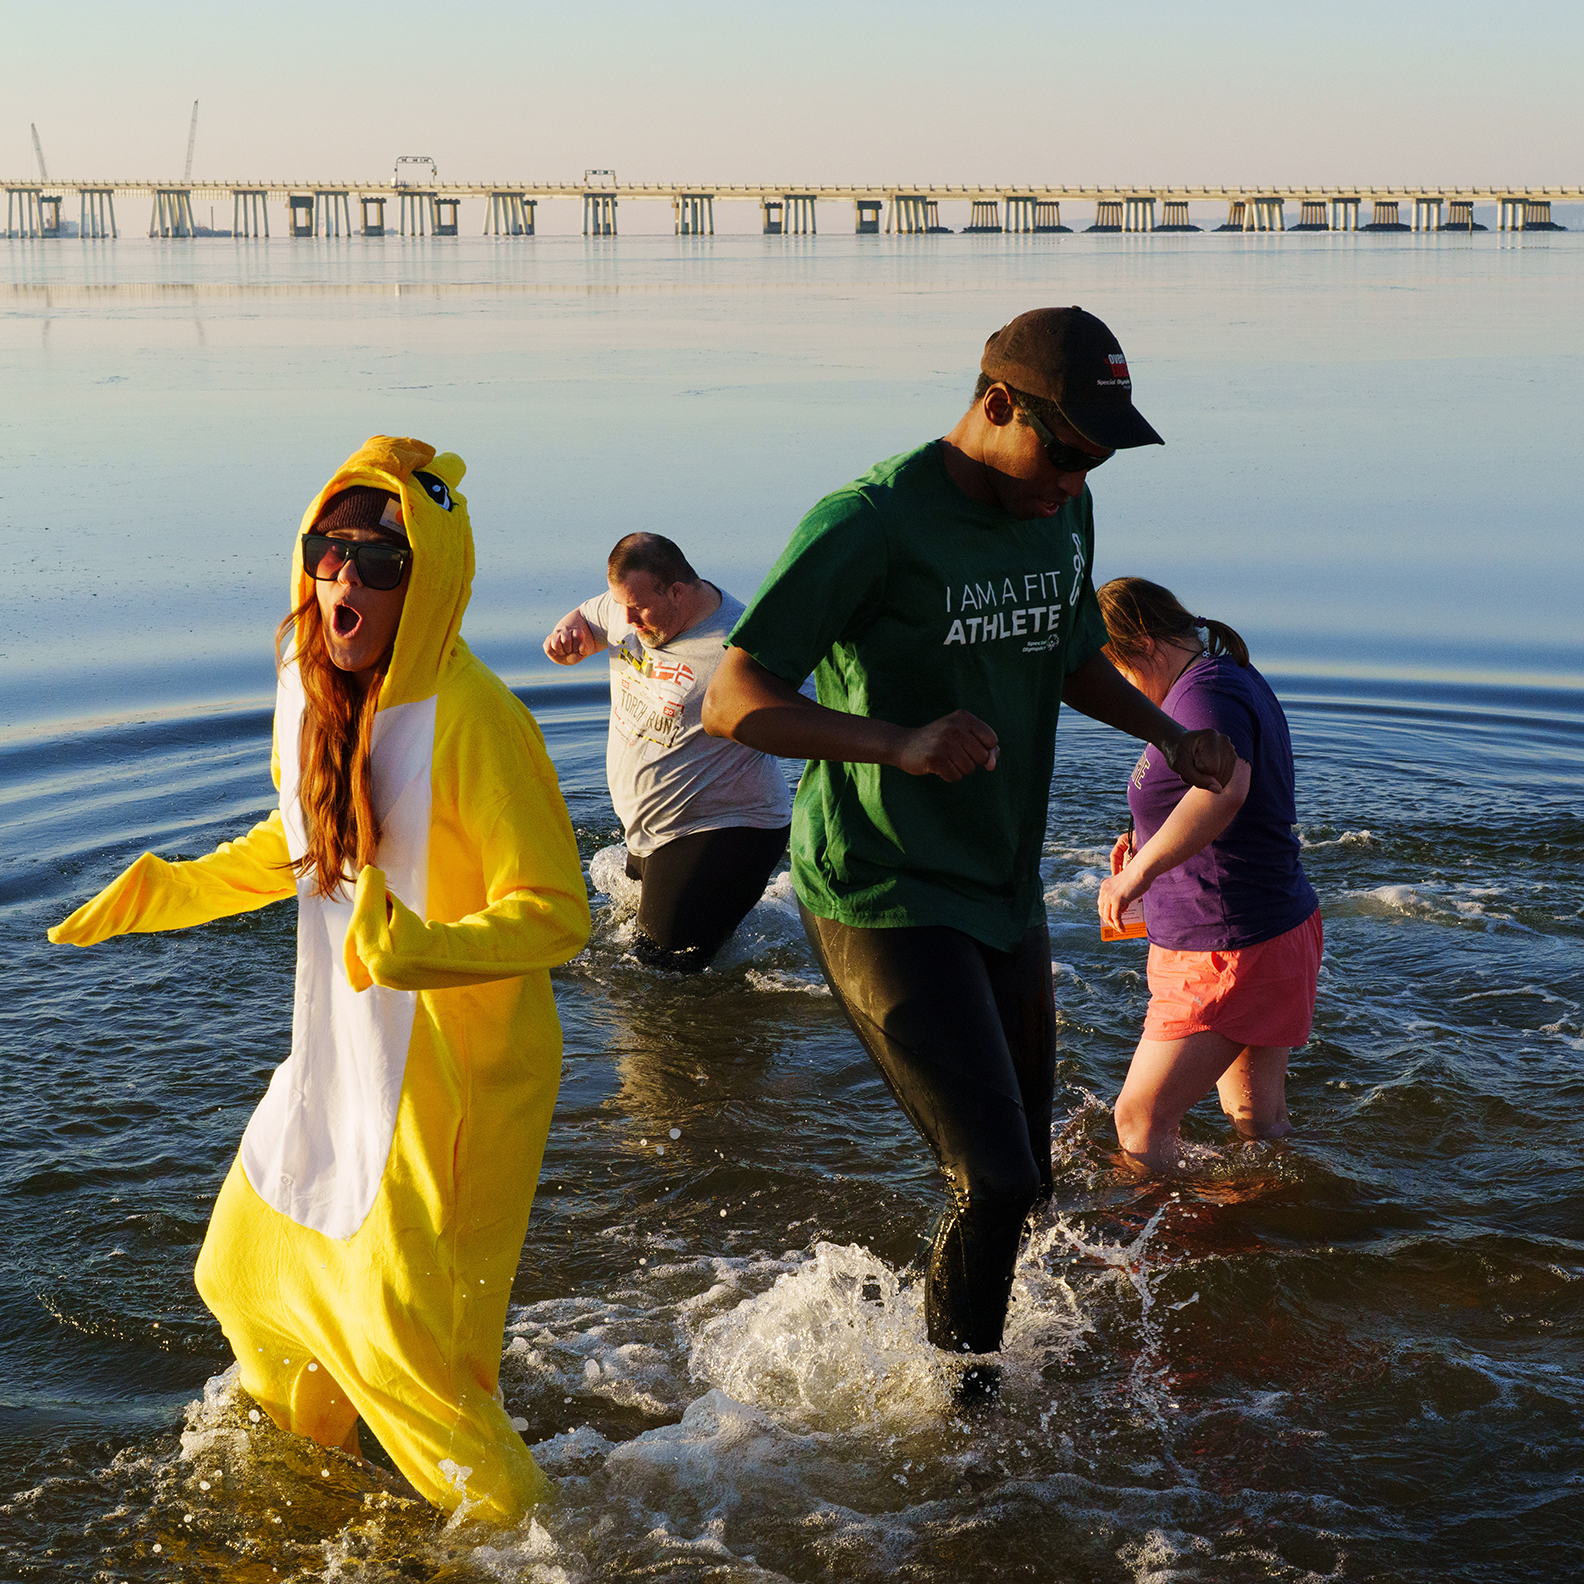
[1127,656,1317,950]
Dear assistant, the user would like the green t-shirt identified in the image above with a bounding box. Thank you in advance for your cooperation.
[729,440,1110,951]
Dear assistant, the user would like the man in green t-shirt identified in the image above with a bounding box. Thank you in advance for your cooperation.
[702,307,1235,1388]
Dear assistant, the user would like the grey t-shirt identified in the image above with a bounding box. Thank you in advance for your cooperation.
[579,586,791,856]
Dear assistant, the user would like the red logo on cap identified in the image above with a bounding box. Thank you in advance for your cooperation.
[1105,352,1130,387]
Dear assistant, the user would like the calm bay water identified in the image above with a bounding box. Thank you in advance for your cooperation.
[2,234,1582,1582]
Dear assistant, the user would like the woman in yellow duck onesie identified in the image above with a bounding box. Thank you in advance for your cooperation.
[49,435,591,1524]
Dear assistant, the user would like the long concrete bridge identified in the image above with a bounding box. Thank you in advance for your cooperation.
[2,177,1575,240]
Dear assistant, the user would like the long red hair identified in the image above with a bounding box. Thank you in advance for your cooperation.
[275,593,392,899]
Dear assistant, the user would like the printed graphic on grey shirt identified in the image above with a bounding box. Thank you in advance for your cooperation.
[611,643,696,750]
[578,587,792,856]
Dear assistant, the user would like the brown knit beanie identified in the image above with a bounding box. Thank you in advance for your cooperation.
[314,485,406,538]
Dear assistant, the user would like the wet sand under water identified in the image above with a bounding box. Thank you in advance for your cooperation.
[3,674,1582,1582]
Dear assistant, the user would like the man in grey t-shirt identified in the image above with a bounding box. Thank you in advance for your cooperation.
[543,533,791,972]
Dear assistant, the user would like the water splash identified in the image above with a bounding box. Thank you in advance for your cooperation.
[1032,1205,1175,1428]
[583,844,815,980]
[690,1241,948,1428]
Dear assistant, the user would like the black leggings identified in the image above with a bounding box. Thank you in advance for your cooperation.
[799,904,1056,1356]
[624,824,790,973]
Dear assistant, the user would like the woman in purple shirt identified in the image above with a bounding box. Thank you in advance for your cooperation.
[1096,578,1322,1175]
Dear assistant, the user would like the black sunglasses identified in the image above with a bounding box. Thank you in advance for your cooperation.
[1022,408,1114,474]
[301,532,411,591]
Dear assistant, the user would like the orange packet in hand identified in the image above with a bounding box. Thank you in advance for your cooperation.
[1101,841,1148,940]
[1101,896,1147,942]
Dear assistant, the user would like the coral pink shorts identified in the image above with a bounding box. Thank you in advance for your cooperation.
[1142,909,1323,1048]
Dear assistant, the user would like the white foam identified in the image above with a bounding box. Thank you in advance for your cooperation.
[599,1387,818,1522]
[157,1216,1322,1580]
[1118,1526,1217,1582]
[176,1364,254,1477]
[1342,879,1530,932]
[588,843,641,912]
[690,1241,947,1428]
[743,968,831,995]
[1367,882,1429,911]
[584,845,814,976]
[1297,825,1374,849]
[1043,870,1103,912]
[1044,841,1117,868]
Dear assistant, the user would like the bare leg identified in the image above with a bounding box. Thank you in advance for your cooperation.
[1114,1031,1242,1175]
[1215,1045,1293,1139]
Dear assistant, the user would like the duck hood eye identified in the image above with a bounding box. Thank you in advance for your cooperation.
[413,471,453,511]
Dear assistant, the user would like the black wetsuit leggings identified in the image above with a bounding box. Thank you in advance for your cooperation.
[799,904,1057,1356]
[624,824,790,974]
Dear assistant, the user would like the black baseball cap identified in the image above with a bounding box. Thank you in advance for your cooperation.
[981,306,1164,450]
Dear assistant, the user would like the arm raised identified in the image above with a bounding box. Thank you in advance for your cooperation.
[542,606,602,666]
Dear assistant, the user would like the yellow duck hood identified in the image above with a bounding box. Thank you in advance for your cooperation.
[292,435,473,709]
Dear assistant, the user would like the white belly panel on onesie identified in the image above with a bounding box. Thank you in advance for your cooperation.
[240,667,436,1239]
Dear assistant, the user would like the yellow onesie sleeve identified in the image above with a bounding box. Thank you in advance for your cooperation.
[342,767,590,993]
[48,810,295,947]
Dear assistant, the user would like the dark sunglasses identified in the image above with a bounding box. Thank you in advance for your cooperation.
[301,532,411,591]
[1022,408,1114,474]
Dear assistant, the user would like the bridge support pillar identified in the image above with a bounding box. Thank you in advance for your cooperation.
[1159,199,1197,231]
[1004,196,1033,232]
[7,188,42,238]
[287,194,315,238]
[80,187,118,239]
[888,194,929,233]
[361,195,387,237]
[673,193,714,235]
[760,198,782,234]
[1033,199,1065,231]
[782,194,815,233]
[399,191,431,235]
[1089,199,1123,232]
[39,195,63,237]
[313,191,352,237]
[1296,199,1328,230]
[1413,197,1442,232]
[1123,196,1154,232]
[1366,199,1404,230]
[150,188,195,238]
[965,199,1000,232]
[1328,197,1361,230]
[484,192,533,236]
[1243,196,1283,231]
[232,190,268,238]
[583,192,617,236]
[429,196,459,236]
[854,199,882,233]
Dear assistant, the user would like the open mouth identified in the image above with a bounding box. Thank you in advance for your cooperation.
[332,603,362,639]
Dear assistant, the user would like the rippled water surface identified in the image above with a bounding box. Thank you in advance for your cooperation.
[2,234,1582,1581]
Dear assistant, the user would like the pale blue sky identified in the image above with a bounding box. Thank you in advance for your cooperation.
[14,1,1582,187]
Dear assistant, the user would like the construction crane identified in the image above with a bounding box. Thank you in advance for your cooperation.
[30,123,47,183]
[183,100,198,183]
